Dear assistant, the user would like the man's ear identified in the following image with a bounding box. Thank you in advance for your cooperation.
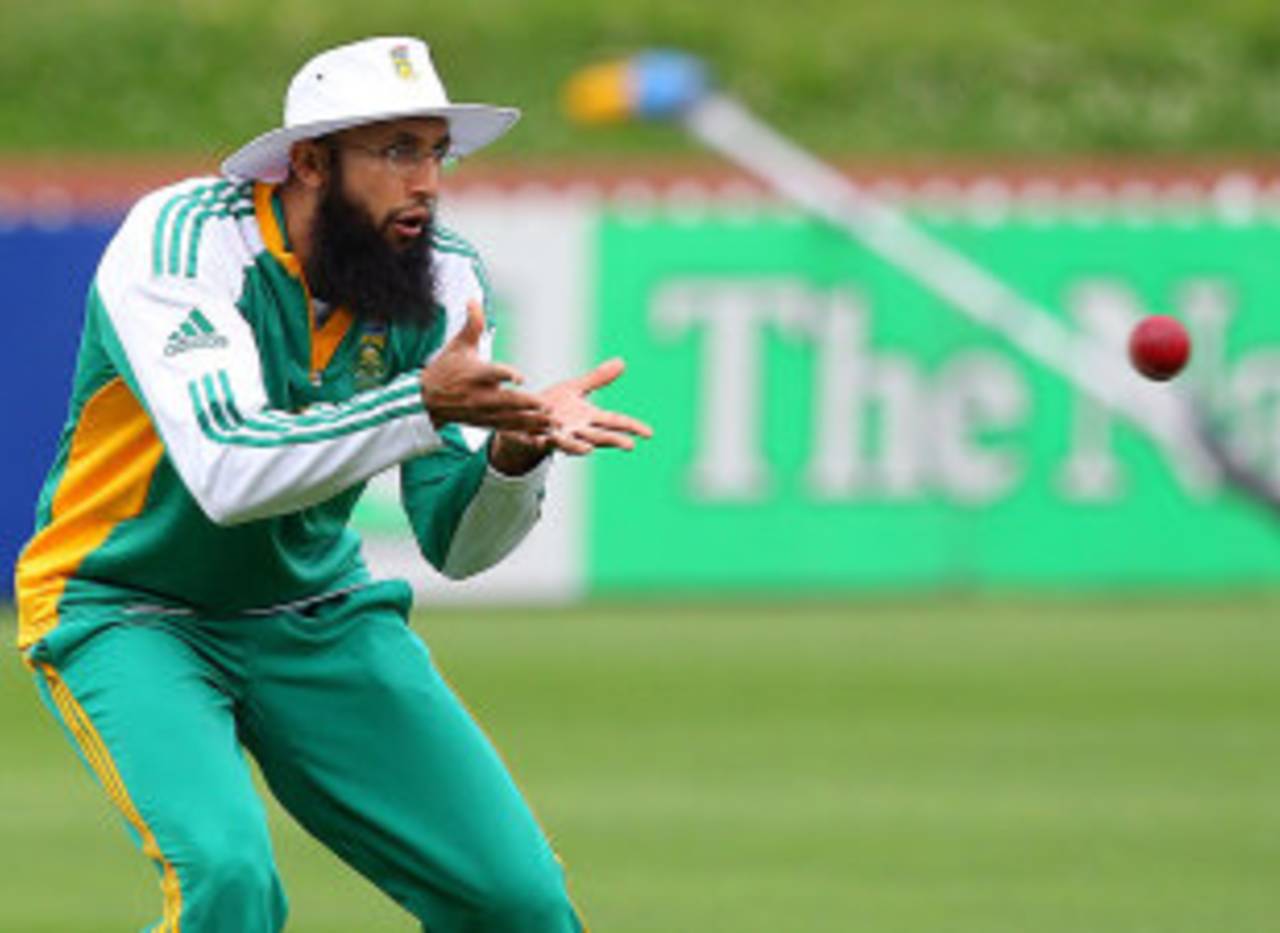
[288,139,330,190]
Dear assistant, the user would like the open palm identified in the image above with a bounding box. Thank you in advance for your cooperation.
[491,358,653,469]
[539,357,653,455]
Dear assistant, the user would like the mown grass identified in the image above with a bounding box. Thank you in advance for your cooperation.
[3,0,1280,161]
[3,597,1279,931]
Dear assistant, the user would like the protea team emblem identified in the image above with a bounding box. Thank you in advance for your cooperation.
[354,324,389,390]
[390,45,416,80]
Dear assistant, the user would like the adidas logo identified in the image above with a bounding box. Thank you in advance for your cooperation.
[165,309,229,356]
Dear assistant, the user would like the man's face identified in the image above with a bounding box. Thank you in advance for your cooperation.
[327,116,450,251]
[301,116,449,326]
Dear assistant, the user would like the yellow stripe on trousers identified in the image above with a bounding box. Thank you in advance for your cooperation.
[37,662,184,931]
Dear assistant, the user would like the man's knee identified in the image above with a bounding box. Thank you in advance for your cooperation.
[176,827,288,931]
[197,850,286,918]
[476,865,580,932]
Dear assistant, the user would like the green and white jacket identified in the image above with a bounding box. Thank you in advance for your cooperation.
[16,177,547,652]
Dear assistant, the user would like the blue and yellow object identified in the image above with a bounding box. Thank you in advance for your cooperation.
[564,50,709,123]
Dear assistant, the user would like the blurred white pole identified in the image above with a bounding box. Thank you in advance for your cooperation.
[682,92,1207,461]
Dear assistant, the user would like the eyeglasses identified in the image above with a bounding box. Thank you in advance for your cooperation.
[338,137,455,176]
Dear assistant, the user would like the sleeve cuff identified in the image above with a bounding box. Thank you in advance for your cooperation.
[484,451,554,487]
[438,451,551,579]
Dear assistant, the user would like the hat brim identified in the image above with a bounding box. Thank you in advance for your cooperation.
[221,103,520,182]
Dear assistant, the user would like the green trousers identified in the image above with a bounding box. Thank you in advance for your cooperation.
[29,580,584,932]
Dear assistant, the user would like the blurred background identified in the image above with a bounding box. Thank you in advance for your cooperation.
[3,2,1280,931]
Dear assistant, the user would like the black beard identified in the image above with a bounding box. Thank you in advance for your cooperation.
[304,170,439,328]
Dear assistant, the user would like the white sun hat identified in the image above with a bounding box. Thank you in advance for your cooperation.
[222,36,520,182]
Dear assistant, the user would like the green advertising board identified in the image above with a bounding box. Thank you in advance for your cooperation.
[591,209,1280,592]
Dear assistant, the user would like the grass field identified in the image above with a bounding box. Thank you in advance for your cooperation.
[3,598,1279,931]
[3,1,1280,158]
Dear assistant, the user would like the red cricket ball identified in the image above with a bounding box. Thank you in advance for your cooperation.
[1128,315,1191,381]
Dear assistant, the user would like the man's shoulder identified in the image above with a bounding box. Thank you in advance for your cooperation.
[431,224,491,306]
[432,225,486,276]
[127,176,256,227]
[430,225,483,264]
[107,176,260,283]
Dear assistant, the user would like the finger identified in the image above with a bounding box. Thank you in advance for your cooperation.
[573,426,637,451]
[571,357,625,394]
[470,359,527,387]
[547,431,594,456]
[425,384,546,414]
[476,387,550,414]
[590,409,654,438]
[492,430,552,450]
[466,409,555,433]
[446,300,487,351]
[495,412,556,434]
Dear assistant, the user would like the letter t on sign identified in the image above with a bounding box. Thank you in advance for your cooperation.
[652,280,810,500]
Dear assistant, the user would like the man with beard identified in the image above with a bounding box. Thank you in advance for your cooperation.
[14,37,649,933]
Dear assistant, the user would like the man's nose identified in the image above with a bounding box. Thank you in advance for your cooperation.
[404,157,440,198]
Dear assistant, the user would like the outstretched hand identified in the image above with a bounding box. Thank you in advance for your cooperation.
[489,357,654,474]
[542,358,653,454]
[419,301,553,435]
